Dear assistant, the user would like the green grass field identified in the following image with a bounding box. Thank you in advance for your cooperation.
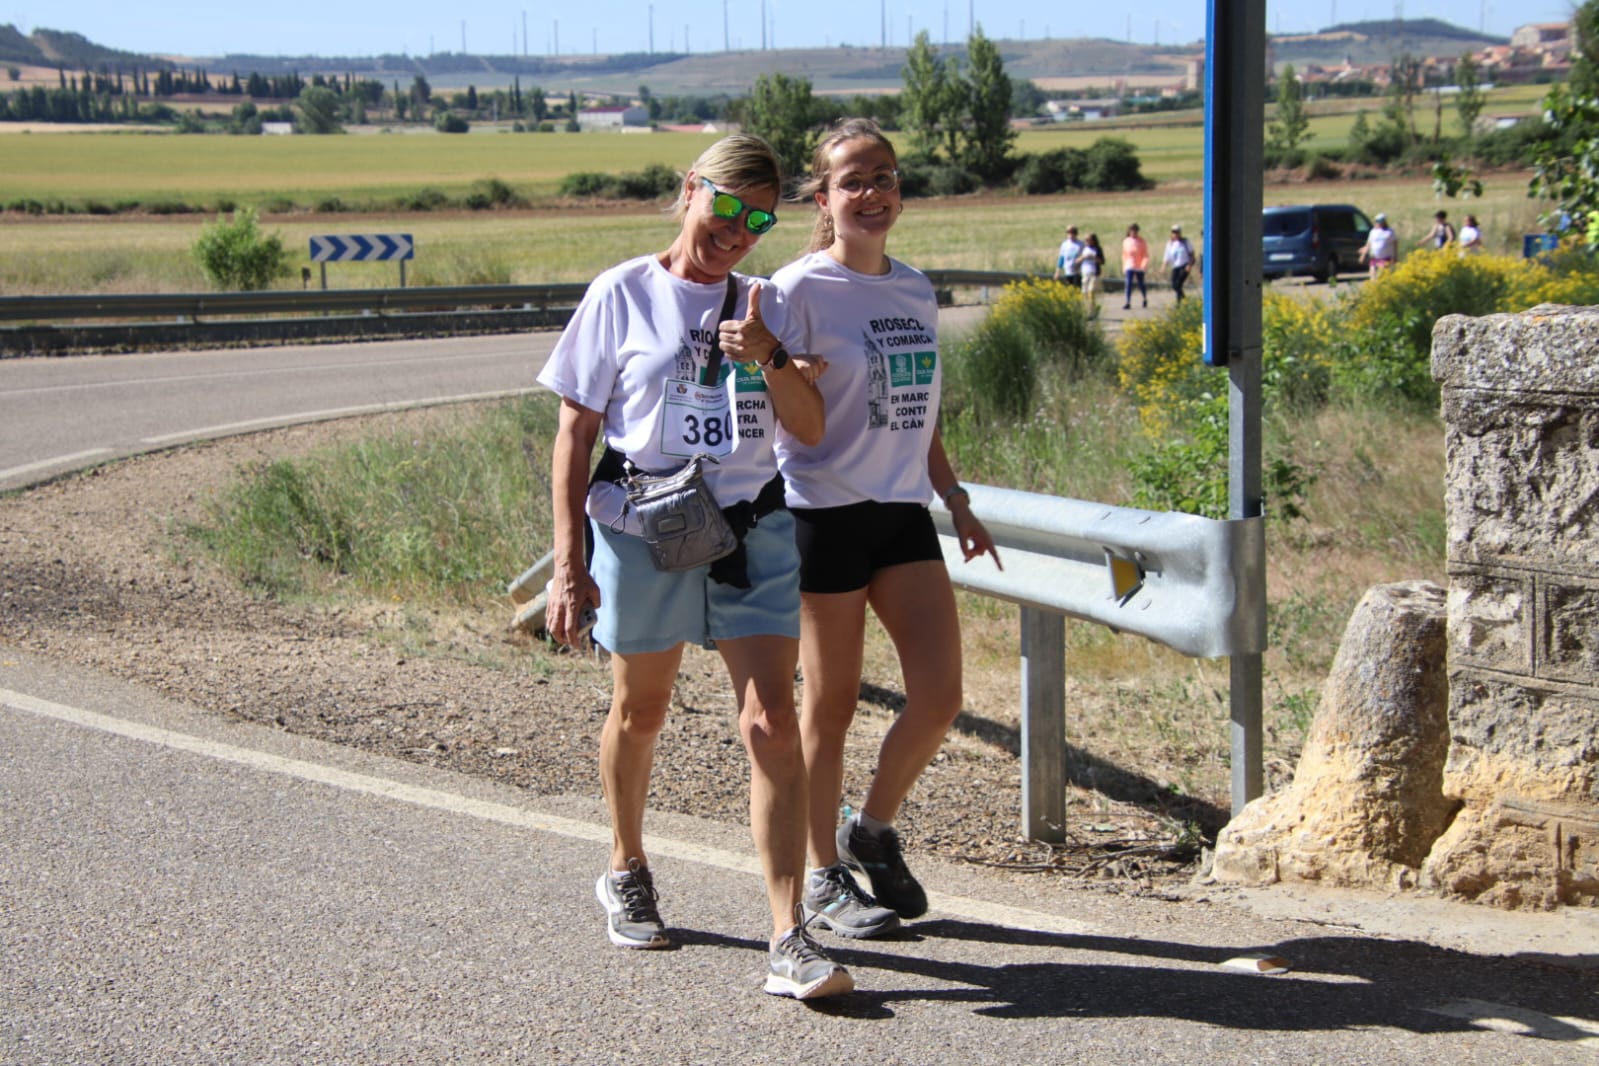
[0,82,1553,293]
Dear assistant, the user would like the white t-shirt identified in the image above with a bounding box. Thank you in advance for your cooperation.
[1057,237,1085,273]
[537,254,799,528]
[770,252,940,508]
[1365,226,1397,261]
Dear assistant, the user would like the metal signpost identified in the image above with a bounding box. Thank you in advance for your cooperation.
[309,234,416,289]
[1203,0,1268,814]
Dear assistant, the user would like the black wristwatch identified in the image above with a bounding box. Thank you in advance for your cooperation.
[761,346,790,371]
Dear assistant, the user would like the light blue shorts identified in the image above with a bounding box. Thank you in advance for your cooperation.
[588,509,801,654]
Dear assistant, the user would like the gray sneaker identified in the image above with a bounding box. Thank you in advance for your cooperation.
[595,858,670,949]
[764,907,854,1000]
[802,864,901,939]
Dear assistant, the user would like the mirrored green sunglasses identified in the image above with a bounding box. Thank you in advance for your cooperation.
[701,178,777,235]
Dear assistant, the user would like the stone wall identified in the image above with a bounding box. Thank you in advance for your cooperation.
[1424,304,1599,908]
[1211,304,1599,909]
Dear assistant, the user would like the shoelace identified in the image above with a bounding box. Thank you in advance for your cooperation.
[821,868,871,905]
[780,910,829,966]
[617,864,661,921]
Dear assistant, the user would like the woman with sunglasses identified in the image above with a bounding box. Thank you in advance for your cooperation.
[537,134,851,1000]
[769,118,1000,939]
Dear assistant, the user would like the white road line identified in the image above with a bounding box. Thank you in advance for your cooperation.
[139,389,535,444]
[0,346,530,399]
[0,448,114,482]
[1425,998,1599,1049]
[1,685,1096,938]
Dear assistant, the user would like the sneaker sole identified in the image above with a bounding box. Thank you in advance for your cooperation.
[801,903,900,940]
[764,967,855,1000]
[594,874,671,949]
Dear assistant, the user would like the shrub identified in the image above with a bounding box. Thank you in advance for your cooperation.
[1261,291,1335,412]
[1329,249,1581,407]
[944,278,1110,421]
[435,112,470,133]
[1083,137,1145,191]
[1115,295,1206,432]
[945,313,1038,421]
[145,200,197,215]
[471,177,524,207]
[990,277,1113,377]
[400,187,450,211]
[558,171,615,197]
[896,160,979,197]
[1012,147,1089,194]
[192,207,291,291]
[558,165,678,201]
[1129,393,1316,522]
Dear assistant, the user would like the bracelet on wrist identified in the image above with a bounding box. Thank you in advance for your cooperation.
[942,484,970,506]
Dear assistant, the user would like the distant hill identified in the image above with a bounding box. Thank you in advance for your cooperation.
[0,18,1512,95]
[0,25,172,70]
[1267,18,1508,71]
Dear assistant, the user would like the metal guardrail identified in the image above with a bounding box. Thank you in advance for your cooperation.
[931,483,1265,841]
[0,272,1056,327]
[0,283,592,323]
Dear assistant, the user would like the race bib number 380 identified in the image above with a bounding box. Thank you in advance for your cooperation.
[660,378,734,459]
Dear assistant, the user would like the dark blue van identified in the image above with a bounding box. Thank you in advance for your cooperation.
[1262,204,1373,283]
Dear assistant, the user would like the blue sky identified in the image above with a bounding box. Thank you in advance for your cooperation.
[6,2,1575,59]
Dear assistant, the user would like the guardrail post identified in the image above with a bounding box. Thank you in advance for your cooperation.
[1019,606,1066,843]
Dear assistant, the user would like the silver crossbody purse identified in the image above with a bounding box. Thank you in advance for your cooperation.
[620,453,738,571]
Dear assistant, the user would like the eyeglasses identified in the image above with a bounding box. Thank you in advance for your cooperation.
[701,178,777,235]
[833,169,899,196]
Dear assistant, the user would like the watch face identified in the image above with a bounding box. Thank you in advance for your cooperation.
[769,346,790,370]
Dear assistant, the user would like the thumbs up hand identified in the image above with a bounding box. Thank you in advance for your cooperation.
[718,282,778,368]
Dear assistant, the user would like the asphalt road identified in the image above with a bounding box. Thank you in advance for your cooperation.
[4,647,1597,1065]
[0,333,557,494]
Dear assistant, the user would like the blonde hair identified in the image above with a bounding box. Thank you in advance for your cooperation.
[669,133,783,224]
[796,117,898,253]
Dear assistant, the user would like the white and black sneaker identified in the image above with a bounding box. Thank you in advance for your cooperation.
[802,864,901,939]
[595,858,670,949]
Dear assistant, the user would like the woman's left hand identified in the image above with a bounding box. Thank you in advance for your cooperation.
[790,355,829,385]
[952,505,1002,569]
[719,282,779,366]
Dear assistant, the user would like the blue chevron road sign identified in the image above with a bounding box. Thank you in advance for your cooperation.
[309,233,415,262]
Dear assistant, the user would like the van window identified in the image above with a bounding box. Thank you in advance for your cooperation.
[1263,210,1310,238]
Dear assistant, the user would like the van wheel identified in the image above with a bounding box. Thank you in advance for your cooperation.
[1314,256,1337,284]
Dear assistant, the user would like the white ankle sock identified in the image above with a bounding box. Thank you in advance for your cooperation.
[857,811,892,836]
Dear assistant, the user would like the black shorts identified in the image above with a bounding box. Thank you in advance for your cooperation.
[791,500,943,594]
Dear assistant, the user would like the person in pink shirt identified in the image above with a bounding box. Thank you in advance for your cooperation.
[1120,223,1149,309]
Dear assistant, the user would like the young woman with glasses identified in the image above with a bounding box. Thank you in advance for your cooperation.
[538,133,851,1000]
[769,118,1001,940]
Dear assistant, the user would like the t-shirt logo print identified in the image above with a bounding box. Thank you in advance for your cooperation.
[673,341,697,380]
[864,333,890,430]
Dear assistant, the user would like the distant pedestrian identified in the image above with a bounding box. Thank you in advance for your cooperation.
[1162,224,1196,303]
[1053,225,1085,291]
[1076,233,1105,317]
[1459,214,1483,255]
[1359,213,1397,277]
[1418,209,1456,250]
[1121,223,1149,309]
